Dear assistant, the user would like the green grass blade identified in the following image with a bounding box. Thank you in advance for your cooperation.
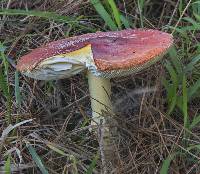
[0,45,6,52]
[187,79,200,100]
[183,17,199,26]
[0,68,9,98]
[181,16,200,31]
[184,55,200,73]
[179,25,200,31]
[26,143,49,174]
[0,42,11,123]
[0,43,8,75]
[187,144,200,151]
[120,15,131,28]
[165,61,178,91]
[192,1,200,16]
[137,0,145,28]
[182,75,188,129]
[178,0,183,15]
[107,0,122,29]
[15,71,21,107]
[85,154,99,174]
[162,77,172,101]
[160,153,176,174]
[4,154,11,174]
[190,114,200,129]
[90,0,118,30]
[46,143,68,156]
[168,47,183,75]
[0,9,79,24]
[165,61,178,114]
[166,26,187,38]
[0,68,11,124]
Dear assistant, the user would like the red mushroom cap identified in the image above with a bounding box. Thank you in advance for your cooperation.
[17,29,173,76]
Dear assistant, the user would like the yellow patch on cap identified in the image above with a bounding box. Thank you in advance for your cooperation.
[26,44,96,80]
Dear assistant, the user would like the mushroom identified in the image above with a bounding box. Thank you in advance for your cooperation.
[16,29,173,128]
[17,29,173,167]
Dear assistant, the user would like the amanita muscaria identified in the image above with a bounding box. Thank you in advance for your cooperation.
[16,29,173,126]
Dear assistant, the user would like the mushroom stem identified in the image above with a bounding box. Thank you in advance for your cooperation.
[88,71,115,169]
[87,71,112,125]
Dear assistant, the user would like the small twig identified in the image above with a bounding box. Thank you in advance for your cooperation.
[166,0,181,30]
[172,0,192,34]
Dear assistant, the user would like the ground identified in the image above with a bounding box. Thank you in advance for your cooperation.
[1,0,200,174]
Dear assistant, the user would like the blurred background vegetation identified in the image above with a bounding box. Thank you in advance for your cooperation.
[1,0,200,173]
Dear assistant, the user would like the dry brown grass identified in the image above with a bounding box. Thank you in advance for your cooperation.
[1,0,200,174]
